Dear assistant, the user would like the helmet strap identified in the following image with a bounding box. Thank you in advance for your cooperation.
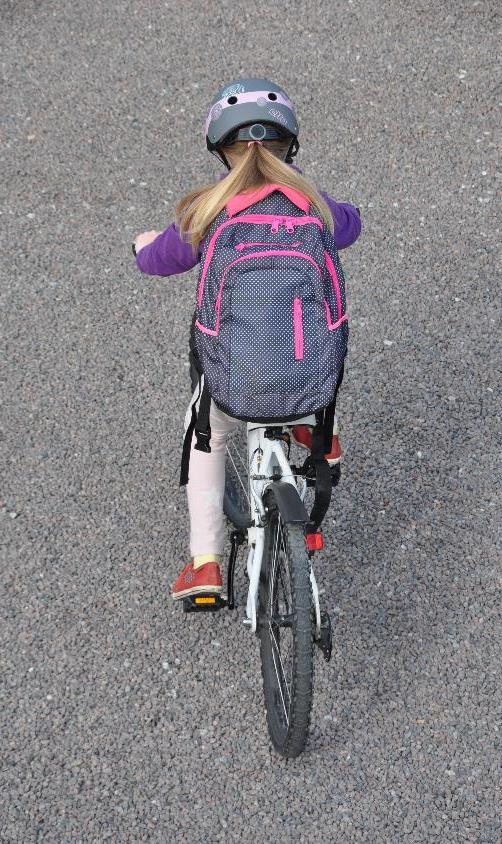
[285,137,300,165]
[210,148,232,171]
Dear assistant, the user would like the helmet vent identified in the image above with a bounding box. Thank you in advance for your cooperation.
[227,96,238,105]
[267,92,278,101]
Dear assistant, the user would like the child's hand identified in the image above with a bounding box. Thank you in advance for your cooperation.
[134,230,161,254]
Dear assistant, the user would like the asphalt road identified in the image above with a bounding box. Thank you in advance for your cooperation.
[1,1,500,841]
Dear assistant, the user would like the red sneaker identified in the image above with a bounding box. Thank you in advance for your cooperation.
[171,560,223,601]
[291,425,342,464]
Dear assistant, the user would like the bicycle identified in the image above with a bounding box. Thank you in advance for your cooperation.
[132,245,339,757]
[183,411,338,759]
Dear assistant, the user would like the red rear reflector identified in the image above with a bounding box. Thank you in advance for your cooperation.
[306,533,323,551]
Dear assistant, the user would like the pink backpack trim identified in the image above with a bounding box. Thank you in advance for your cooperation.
[226,184,310,217]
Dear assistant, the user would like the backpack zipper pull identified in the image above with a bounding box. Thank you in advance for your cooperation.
[284,218,295,233]
[271,218,280,233]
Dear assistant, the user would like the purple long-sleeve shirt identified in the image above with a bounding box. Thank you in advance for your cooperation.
[135,170,361,276]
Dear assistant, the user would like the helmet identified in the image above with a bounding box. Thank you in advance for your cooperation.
[205,77,300,168]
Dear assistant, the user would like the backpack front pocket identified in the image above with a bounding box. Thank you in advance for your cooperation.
[212,252,320,411]
[195,249,322,337]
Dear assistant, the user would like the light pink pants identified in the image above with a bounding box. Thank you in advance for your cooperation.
[183,378,240,559]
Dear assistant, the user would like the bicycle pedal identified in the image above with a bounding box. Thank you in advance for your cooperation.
[182,593,228,613]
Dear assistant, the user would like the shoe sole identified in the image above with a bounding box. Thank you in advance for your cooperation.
[171,583,224,601]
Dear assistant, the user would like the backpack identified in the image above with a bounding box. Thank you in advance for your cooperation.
[180,183,349,523]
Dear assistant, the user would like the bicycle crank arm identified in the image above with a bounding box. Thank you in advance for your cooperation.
[226,529,245,610]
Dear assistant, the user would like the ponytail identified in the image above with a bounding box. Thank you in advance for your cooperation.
[175,142,334,251]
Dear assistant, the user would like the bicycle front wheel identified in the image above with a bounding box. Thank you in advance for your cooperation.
[258,487,314,758]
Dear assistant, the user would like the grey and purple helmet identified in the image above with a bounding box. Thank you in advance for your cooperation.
[205,78,300,169]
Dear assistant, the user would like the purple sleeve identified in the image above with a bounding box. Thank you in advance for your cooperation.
[135,223,201,276]
[320,191,362,250]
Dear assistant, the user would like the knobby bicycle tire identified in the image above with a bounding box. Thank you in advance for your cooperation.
[258,487,314,758]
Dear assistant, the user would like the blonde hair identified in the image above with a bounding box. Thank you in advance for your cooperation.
[175,141,334,250]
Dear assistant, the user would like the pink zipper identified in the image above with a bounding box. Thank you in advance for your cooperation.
[324,299,349,330]
[324,250,343,320]
[236,241,301,250]
[196,249,322,336]
[197,215,323,305]
[293,298,304,359]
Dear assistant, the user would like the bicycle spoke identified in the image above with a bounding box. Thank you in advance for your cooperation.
[278,623,293,707]
[269,622,291,724]
[227,437,248,473]
[271,613,295,628]
[226,446,249,502]
[269,519,281,612]
[277,533,291,615]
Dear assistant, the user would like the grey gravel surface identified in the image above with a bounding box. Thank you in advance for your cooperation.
[1,1,501,841]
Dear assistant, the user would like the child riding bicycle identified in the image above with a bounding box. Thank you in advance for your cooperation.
[133,78,361,601]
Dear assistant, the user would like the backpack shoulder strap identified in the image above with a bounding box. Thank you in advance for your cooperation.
[305,414,332,532]
[179,376,212,487]
[305,362,345,531]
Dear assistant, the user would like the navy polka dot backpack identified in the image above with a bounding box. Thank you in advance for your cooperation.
[180,183,348,487]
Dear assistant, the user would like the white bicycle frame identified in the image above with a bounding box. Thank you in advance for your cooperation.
[240,416,322,638]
